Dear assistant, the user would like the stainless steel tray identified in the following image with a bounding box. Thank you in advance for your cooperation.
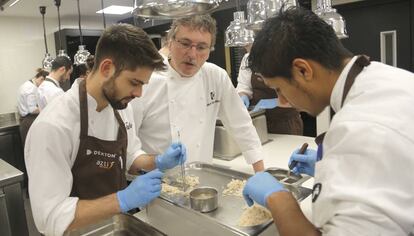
[264,167,311,186]
[160,162,312,236]
[64,214,167,236]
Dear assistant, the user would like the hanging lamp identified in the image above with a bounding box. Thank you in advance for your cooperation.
[73,0,90,65]
[40,6,54,71]
[101,0,106,29]
[54,0,70,60]
[314,0,348,39]
[246,0,297,30]
[225,11,255,47]
[133,0,220,19]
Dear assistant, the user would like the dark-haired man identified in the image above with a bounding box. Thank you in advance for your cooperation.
[242,7,414,236]
[37,56,73,109]
[25,24,186,235]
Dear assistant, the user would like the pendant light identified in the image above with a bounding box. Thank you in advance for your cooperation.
[40,6,54,71]
[54,0,70,60]
[73,0,90,65]
[101,0,106,29]
[133,0,220,19]
[246,0,297,30]
[225,0,254,47]
[314,0,348,39]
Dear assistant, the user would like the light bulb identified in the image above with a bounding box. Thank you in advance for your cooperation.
[42,53,54,71]
[58,49,71,61]
[74,45,91,65]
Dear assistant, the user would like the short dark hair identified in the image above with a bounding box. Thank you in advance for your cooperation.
[249,7,353,79]
[77,64,88,77]
[92,24,165,77]
[51,56,72,72]
[85,55,95,71]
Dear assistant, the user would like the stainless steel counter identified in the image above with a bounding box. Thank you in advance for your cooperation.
[0,112,20,132]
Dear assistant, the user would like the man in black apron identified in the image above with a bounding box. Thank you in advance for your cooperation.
[242,7,414,236]
[25,24,186,236]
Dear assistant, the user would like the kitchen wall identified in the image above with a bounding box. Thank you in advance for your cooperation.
[0,15,117,114]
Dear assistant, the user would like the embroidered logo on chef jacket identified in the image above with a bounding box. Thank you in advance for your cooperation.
[312,183,322,202]
[124,121,133,130]
[207,91,220,106]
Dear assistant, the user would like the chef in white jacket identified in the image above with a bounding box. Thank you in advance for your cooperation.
[131,15,265,172]
[37,56,73,109]
[242,7,414,236]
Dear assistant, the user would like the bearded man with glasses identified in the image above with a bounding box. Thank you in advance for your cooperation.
[131,15,265,172]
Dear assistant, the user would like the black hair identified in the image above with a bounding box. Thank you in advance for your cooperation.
[77,63,88,77]
[35,68,49,78]
[249,7,353,79]
[51,56,73,72]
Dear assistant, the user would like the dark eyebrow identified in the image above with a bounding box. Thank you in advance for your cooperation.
[131,78,146,85]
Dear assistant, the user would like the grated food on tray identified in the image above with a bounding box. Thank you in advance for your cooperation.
[222,179,246,197]
[176,175,200,188]
[238,204,272,227]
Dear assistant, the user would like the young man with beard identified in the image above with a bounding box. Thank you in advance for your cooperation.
[131,15,265,172]
[37,56,73,109]
[25,24,186,236]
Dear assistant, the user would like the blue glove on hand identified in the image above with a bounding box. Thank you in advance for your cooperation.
[288,148,317,177]
[155,142,187,171]
[242,172,286,208]
[252,98,278,112]
[117,169,163,212]
[240,95,250,108]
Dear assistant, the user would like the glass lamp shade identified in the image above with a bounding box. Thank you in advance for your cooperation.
[133,0,219,19]
[225,11,255,47]
[246,0,297,30]
[58,49,71,61]
[74,45,91,65]
[314,8,348,39]
[42,53,54,71]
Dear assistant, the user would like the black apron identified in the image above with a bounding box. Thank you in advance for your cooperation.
[19,80,38,146]
[315,55,371,161]
[251,74,303,135]
[70,80,128,199]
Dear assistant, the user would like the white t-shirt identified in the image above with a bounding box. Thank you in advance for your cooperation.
[17,80,38,116]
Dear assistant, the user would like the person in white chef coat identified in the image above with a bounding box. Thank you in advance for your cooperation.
[17,68,49,144]
[242,7,414,236]
[25,24,186,236]
[37,56,73,109]
[131,15,265,172]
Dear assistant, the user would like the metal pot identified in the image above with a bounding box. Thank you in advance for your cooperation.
[189,187,218,213]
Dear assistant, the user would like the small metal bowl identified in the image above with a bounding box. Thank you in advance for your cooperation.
[189,187,218,213]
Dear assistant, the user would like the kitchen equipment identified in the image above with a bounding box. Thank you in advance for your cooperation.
[64,213,166,236]
[213,109,269,161]
[264,167,310,186]
[190,187,218,213]
[0,159,28,236]
[148,162,311,235]
[177,129,187,191]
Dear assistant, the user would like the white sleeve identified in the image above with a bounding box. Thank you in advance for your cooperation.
[26,88,39,113]
[314,121,413,235]
[218,71,264,165]
[45,89,64,106]
[25,121,78,236]
[122,105,146,170]
[235,53,253,98]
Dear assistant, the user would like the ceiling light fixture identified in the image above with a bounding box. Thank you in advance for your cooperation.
[314,0,348,39]
[54,0,70,60]
[39,6,54,71]
[74,0,90,65]
[246,0,297,30]
[9,0,21,7]
[96,5,134,15]
[225,0,254,47]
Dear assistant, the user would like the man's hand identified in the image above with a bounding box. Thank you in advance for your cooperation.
[155,143,186,171]
[242,172,286,207]
[116,169,163,212]
[288,148,317,176]
[252,98,278,112]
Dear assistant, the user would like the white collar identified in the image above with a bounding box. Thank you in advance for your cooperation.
[330,56,358,113]
[166,59,201,83]
[46,76,60,87]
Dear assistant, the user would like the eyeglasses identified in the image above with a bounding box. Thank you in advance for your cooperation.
[173,38,214,53]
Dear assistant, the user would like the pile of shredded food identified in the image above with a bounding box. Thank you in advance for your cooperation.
[161,183,186,196]
[176,175,200,188]
[222,179,246,197]
[238,204,272,227]
[161,175,200,196]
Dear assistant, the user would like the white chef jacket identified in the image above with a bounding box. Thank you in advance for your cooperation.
[235,53,253,97]
[37,76,64,110]
[313,56,414,235]
[17,80,38,116]
[131,60,264,165]
[24,82,144,236]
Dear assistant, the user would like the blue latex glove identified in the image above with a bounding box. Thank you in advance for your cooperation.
[240,95,250,108]
[288,148,317,177]
[117,169,163,212]
[251,98,278,112]
[242,172,286,208]
[155,142,187,171]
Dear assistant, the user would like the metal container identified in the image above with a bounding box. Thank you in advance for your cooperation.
[190,187,218,213]
[264,167,310,186]
[64,213,166,236]
[214,110,269,161]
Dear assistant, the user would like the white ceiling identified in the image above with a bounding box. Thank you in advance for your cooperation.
[0,0,134,21]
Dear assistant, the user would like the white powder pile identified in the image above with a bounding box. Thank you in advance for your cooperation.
[222,179,246,197]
